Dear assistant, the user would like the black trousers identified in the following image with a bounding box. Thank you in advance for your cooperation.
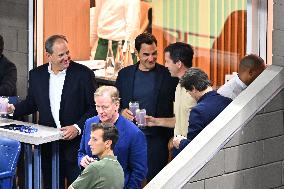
[145,135,170,182]
[41,142,80,189]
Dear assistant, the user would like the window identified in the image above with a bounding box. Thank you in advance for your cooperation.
[150,0,247,87]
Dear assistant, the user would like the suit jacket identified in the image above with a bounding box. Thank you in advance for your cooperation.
[14,61,97,162]
[0,55,17,96]
[115,62,179,136]
[179,91,232,150]
[78,115,147,189]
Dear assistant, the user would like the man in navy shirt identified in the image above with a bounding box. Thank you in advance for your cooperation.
[116,33,178,181]
[173,68,232,154]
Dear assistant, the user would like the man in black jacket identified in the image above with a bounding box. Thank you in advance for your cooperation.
[8,35,97,189]
[116,33,179,182]
[0,34,17,96]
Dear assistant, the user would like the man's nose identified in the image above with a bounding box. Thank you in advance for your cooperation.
[148,55,154,62]
[96,107,104,113]
[63,54,70,60]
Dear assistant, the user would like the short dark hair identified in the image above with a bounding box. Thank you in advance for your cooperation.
[0,35,4,55]
[91,122,119,150]
[180,68,211,92]
[239,54,265,71]
[135,32,157,52]
[164,42,194,68]
[45,35,68,54]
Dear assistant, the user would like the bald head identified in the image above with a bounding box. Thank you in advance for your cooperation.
[238,54,266,86]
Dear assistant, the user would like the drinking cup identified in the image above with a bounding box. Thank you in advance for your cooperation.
[129,101,139,116]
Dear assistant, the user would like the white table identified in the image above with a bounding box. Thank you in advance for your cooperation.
[0,118,62,189]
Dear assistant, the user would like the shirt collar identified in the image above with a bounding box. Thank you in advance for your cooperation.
[235,75,247,90]
[102,155,117,160]
[48,62,67,75]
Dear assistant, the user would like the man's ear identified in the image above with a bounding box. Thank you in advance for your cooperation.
[46,52,52,61]
[248,68,256,77]
[176,60,182,68]
[105,140,112,149]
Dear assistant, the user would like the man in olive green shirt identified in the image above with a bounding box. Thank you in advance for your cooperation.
[69,123,124,189]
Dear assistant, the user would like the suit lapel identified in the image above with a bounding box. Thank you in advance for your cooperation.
[42,65,51,110]
[41,65,56,125]
[128,64,138,101]
[60,63,73,119]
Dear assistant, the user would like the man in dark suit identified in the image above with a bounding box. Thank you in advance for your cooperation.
[0,34,17,96]
[8,35,97,188]
[116,33,179,181]
[173,68,232,154]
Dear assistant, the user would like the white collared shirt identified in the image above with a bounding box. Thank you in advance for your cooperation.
[174,84,196,136]
[48,63,66,128]
[217,74,247,100]
[92,0,140,52]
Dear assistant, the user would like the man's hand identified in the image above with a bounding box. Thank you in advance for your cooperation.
[173,135,187,149]
[7,104,15,114]
[145,115,158,127]
[60,125,78,140]
[121,108,135,121]
[145,116,175,128]
[80,155,96,168]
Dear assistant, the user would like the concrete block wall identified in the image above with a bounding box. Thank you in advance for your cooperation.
[183,1,284,188]
[273,0,284,67]
[0,0,29,98]
[183,89,284,189]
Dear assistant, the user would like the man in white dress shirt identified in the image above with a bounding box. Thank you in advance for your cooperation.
[218,54,266,100]
[8,35,97,189]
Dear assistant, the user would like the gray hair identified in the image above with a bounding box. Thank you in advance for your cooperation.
[180,68,211,92]
[45,35,68,54]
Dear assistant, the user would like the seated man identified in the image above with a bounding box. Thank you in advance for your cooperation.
[218,54,266,100]
[0,34,17,96]
[173,68,232,154]
[78,86,147,189]
[69,122,124,189]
